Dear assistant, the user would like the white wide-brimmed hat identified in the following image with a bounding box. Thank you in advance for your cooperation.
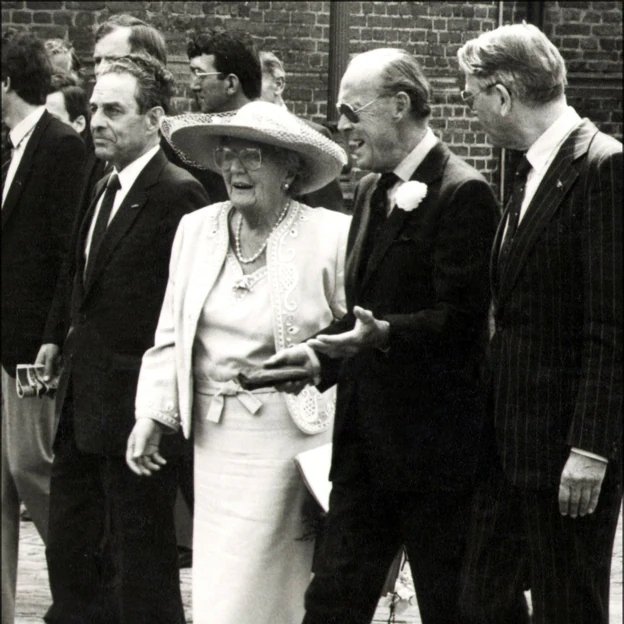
[160,101,347,195]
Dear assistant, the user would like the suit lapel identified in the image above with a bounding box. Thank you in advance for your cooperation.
[82,150,166,295]
[182,204,230,353]
[358,142,448,295]
[489,201,509,304]
[497,120,598,303]
[1,111,51,228]
[345,176,377,300]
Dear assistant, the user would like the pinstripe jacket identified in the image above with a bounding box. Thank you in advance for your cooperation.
[490,119,622,489]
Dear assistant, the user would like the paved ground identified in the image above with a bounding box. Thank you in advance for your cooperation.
[15,508,622,623]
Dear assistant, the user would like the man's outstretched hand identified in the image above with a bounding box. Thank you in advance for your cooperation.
[306,306,389,358]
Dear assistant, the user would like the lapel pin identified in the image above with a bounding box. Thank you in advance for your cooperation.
[556,179,563,189]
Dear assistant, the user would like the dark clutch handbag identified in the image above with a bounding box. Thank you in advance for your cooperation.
[237,366,310,390]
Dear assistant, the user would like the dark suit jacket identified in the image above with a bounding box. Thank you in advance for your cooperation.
[44,149,209,456]
[490,119,622,489]
[316,141,498,491]
[1,110,86,375]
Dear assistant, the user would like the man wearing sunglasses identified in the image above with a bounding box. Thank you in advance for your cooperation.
[458,24,622,624]
[267,47,498,623]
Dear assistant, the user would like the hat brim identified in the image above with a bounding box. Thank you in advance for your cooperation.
[160,109,346,195]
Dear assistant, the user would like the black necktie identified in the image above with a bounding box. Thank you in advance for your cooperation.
[497,155,531,274]
[2,133,14,188]
[361,172,399,277]
[85,172,120,282]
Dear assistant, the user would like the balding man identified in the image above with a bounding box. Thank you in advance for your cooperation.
[267,47,498,623]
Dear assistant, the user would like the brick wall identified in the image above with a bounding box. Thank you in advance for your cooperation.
[3,1,622,200]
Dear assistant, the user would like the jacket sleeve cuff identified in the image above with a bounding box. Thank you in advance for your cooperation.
[135,409,180,434]
[570,447,608,463]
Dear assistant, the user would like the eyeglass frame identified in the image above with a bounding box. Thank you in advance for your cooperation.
[189,67,223,79]
[336,94,387,123]
[214,146,263,172]
[460,82,502,108]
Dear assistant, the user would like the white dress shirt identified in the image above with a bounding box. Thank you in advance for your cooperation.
[519,106,582,223]
[387,126,439,214]
[2,106,46,207]
[84,144,160,261]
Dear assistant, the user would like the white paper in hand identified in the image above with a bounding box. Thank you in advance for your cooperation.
[294,443,333,512]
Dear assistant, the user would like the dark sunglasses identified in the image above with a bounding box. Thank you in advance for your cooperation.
[336,94,385,123]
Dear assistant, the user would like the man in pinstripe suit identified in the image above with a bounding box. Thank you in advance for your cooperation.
[457,23,622,624]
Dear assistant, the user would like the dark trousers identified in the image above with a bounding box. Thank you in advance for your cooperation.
[460,457,622,624]
[44,411,184,624]
[303,479,474,624]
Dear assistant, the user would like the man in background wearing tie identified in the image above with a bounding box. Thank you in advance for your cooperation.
[267,47,498,623]
[458,23,622,624]
[1,31,86,624]
[37,54,208,623]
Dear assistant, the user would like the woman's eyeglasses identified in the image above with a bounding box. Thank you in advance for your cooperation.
[336,94,385,123]
[214,146,263,171]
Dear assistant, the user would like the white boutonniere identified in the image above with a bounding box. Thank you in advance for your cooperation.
[395,181,428,212]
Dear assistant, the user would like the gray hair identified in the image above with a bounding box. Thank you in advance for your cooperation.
[97,54,175,114]
[273,146,303,196]
[351,48,431,120]
[259,50,285,80]
[457,23,567,105]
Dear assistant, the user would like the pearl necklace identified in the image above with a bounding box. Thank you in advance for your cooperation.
[234,200,291,264]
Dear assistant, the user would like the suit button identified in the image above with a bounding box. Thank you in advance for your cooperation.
[81,313,87,323]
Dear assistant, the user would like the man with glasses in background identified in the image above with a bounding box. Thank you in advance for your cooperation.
[183,30,343,211]
[267,47,498,624]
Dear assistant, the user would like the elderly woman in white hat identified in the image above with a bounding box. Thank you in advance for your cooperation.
[125,101,349,623]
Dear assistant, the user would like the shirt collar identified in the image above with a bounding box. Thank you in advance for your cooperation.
[525,106,582,175]
[113,144,160,192]
[394,127,439,182]
[9,106,46,149]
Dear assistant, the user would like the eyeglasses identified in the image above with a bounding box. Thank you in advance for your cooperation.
[190,67,222,79]
[214,146,263,172]
[460,83,498,108]
[336,94,385,123]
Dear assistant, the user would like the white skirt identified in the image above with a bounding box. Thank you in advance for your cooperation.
[192,388,330,624]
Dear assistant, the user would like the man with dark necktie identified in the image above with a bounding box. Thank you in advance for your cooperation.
[458,23,622,624]
[1,31,86,624]
[37,54,208,623]
[267,47,498,624]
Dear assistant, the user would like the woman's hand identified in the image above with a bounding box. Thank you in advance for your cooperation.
[263,344,318,394]
[126,418,167,476]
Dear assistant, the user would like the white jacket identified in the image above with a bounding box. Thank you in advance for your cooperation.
[135,200,350,437]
